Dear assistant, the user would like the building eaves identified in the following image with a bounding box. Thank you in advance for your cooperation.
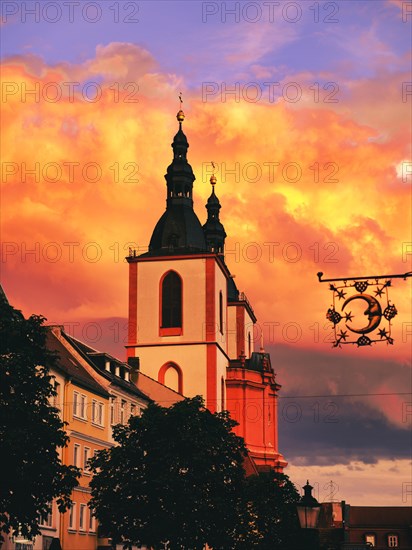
[46,330,110,398]
[61,332,151,402]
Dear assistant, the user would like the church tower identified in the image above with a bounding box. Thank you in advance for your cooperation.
[126,107,286,471]
[126,108,229,413]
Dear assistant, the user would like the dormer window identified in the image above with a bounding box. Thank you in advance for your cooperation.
[388,534,399,547]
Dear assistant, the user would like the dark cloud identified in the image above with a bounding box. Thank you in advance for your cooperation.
[273,343,412,465]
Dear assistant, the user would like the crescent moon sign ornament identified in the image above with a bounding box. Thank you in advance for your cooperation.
[320,275,404,347]
[342,293,382,334]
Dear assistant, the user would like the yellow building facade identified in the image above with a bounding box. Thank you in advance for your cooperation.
[2,296,184,550]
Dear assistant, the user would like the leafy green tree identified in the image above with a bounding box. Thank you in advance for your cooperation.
[89,396,248,549]
[0,296,80,543]
[235,470,301,549]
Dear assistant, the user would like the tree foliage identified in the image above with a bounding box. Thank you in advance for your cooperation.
[89,396,248,549]
[0,298,80,542]
[90,396,302,549]
[235,470,301,549]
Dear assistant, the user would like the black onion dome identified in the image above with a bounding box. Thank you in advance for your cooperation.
[149,204,207,254]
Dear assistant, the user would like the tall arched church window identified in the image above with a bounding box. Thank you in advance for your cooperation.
[219,291,223,334]
[160,271,182,335]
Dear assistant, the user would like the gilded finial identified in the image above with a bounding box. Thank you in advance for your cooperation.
[210,161,217,186]
[177,91,185,122]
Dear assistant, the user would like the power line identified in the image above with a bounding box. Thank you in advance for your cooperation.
[57,392,412,407]
[277,392,412,399]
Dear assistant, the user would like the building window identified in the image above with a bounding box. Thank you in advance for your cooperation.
[73,444,80,468]
[83,447,90,473]
[388,534,399,547]
[79,393,86,418]
[219,290,223,334]
[39,503,53,527]
[73,391,78,416]
[120,400,126,424]
[42,536,54,550]
[248,332,251,357]
[69,502,76,530]
[364,533,376,547]
[92,400,104,426]
[160,271,182,330]
[110,397,116,425]
[79,504,86,531]
[89,510,96,532]
[73,391,86,419]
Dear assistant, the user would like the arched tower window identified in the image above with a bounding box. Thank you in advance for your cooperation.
[248,332,251,357]
[160,271,182,334]
[158,362,183,394]
[219,291,223,334]
[221,376,225,411]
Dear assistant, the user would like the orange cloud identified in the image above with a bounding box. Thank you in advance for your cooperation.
[1,43,411,368]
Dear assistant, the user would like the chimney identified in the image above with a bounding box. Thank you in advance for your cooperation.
[127,356,140,384]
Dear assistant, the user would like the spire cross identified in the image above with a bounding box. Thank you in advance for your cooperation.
[176,93,185,125]
[210,161,217,187]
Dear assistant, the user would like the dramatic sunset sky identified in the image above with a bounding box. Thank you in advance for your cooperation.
[1,0,411,505]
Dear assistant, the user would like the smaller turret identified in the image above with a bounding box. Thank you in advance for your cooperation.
[203,172,226,254]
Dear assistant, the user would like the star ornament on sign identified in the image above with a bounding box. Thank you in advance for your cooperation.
[319,271,411,348]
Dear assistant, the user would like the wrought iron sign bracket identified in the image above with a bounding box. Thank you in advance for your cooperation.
[317,271,412,283]
[317,271,411,347]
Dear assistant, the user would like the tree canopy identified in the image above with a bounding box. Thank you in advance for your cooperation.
[89,395,248,549]
[0,296,80,542]
[89,395,302,549]
[236,470,301,549]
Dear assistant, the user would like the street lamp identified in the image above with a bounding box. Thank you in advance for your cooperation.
[297,480,321,529]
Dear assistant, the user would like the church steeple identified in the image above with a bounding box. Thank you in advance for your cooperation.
[203,171,226,254]
[147,105,206,255]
